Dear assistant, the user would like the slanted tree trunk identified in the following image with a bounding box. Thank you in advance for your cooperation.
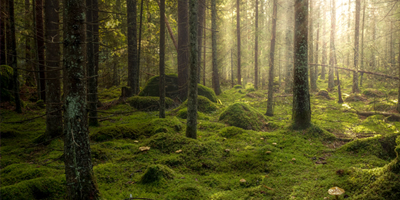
[186,0,198,139]
[266,0,277,116]
[293,0,311,130]
[254,0,259,90]
[0,0,6,66]
[328,0,336,90]
[309,0,316,92]
[211,0,220,95]
[45,0,62,139]
[159,0,166,118]
[360,0,366,87]
[352,0,360,93]
[128,0,138,96]
[197,0,205,83]
[237,0,241,85]
[178,0,189,101]
[35,0,46,102]
[63,0,99,198]
[9,0,22,113]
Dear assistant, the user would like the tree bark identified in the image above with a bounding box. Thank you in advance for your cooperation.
[178,0,189,101]
[328,0,336,90]
[321,0,327,80]
[197,0,205,83]
[336,56,343,103]
[293,0,311,130]
[138,0,144,85]
[254,0,259,90]
[266,0,277,116]
[211,0,220,95]
[352,0,360,93]
[128,0,138,96]
[309,0,316,92]
[236,0,241,85]
[6,0,11,66]
[360,0,366,87]
[25,0,34,86]
[315,5,319,84]
[9,0,22,113]
[45,0,62,139]
[63,0,99,198]
[285,0,294,93]
[398,37,400,112]
[186,0,198,139]
[0,0,6,66]
[35,0,46,102]
[159,0,166,118]
[203,10,206,86]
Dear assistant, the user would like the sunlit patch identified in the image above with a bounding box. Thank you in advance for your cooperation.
[392,100,398,103]
[342,93,350,97]
[342,103,351,109]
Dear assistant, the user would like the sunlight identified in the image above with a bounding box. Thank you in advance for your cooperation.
[342,103,351,109]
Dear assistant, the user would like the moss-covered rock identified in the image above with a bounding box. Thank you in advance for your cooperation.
[198,84,218,103]
[316,90,331,99]
[233,85,243,89]
[0,164,62,187]
[0,177,64,200]
[246,87,255,92]
[165,185,205,200]
[219,103,267,131]
[344,94,367,102]
[219,126,246,138]
[140,164,175,183]
[363,89,385,98]
[368,102,395,112]
[176,108,209,120]
[90,125,139,142]
[388,90,398,96]
[127,96,175,111]
[177,95,218,113]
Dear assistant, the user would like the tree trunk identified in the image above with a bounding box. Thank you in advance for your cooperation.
[285,0,294,93]
[321,0,327,80]
[203,11,206,86]
[25,0,34,86]
[159,0,166,118]
[45,0,62,139]
[328,0,335,90]
[138,0,144,87]
[128,0,138,96]
[398,36,400,112]
[186,0,198,139]
[347,0,351,69]
[309,0,316,92]
[197,0,205,83]
[266,0,277,116]
[352,0,360,93]
[35,0,46,102]
[371,8,376,70]
[315,5,319,84]
[360,0,366,87]
[63,0,99,198]
[237,0,241,85]
[293,0,311,130]
[0,0,6,66]
[211,0,220,95]
[336,56,343,103]
[178,0,189,101]
[254,0,259,90]
[6,0,11,66]
[9,0,22,113]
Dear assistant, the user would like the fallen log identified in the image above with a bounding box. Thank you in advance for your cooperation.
[354,110,400,121]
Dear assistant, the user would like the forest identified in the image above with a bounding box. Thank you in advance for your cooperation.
[0,0,400,199]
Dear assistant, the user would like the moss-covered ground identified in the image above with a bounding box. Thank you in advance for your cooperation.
[1,75,400,199]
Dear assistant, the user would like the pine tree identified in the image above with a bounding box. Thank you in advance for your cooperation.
[266,0,277,116]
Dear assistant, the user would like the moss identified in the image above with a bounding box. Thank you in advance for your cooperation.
[316,89,331,99]
[90,125,139,142]
[165,185,205,200]
[176,108,209,120]
[0,65,14,102]
[177,95,218,113]
[198,84,218,103]
[146,132,198,153]
[219,103,267,131]
[368,102,395,112]
[98,86,121,100]
[142,117,182,136]
[345,94,367,102]
[388,90,398,96]
[0,128,20,138]
[246,87,255,92]
[140,164,175,183]
[35,100,45,109]
[0,177,64,200]
[139,74,180,99]
[233,85,243,89]
[127,96,175,111]
[219,126,246,138]
[363,88,385,98]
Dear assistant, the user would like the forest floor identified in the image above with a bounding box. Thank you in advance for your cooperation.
[1,74,400,200]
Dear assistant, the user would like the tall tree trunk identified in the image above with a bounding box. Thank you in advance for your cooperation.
[128,0,138,96]
[293,0,311,130]
[203,10,206,86]
[87,0,99,126]
[186,0,198,139]
[360,0,366,87]
[397,40,400,112]
[6,0,11,66]
[285,0,294,93]
[371,7,376,70]
[138,0,144,87]
[254,0,259,90]
[347,0,351,69]
[197,0,205,83]
[309,0,316,92]
[321,0,327,80]
[178,0,189,101]
[36,0,46,102]
[237,0,241,85]
[315,5,319,83]
[266,0,277,116]
[9,0,22,113]
[328,0,335,90]
[159,0,166,118]
[352,0,360,93]
[336,55,343,103]
[211,0,220,95]
[25,0,34,86]
[45,0,62,139]
[63,0,99,198]
[0,0,6,66]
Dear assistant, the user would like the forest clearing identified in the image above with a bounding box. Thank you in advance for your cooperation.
[1,0,400,199]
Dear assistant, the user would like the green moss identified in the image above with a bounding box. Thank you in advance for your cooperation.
[388,90,398,96]
[165,185,205,200]
[246,87,255,92]
[363,88,385,98]
[35,100,45,109]
[176,108,209,120]
[98,86,121,100]
[90,125,139,142]
[345,94,367,102]
[219,126,246,138]
[233,85,243,89]
[0,177,64,200]
[1,164,62,187]
[0,65,14,102]
[140,164,175,183]
[146,132,198,153]
[127,96,175,111]
[368,102,395,112]
[139,74,179,99]
[177,95,218,113]
[198,84,218,103]
[219,103,267,131]
[0,128,20,138]
[316,89,331,99]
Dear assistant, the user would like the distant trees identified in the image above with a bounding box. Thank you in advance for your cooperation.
[35,0,46,102]
[328,0,336,90]
[211,0,220,95]
[352,0,360,93]
[236,0,241,85]
[9,0,22,113]
[266,0,277,116]
[254,0,259,90]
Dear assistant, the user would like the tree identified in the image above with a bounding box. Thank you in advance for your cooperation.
[25,0,35,87]
[328,0,336,90]
[87,0,99,126]
[159,0,166,118]
[293,0,311,130]
[9,0,22,113]
[352,0,360,93]
[315,4,320,84]
[398,40,400,112]
[0,0,6,66]
[211,0,220,95]
[254,0,259,90]
[266,0,277,116]
[236,0,241,85]
[178,0,189,101]
[321,0,327,80]
[128,0,138,96]
[197,0,205,83]
[309,0,316,92]
[360,0,366,87]
[63,0,99,198]
[35,0,46,102]
[285,0,294,93]
[45,0,62,139]
[186,0,198,139]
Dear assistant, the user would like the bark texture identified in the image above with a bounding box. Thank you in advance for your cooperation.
[352,0,360,93]
[0,0,6,65]
[309,0,316,92]
[9,0,22,113]
[254,0,259,90]
[159,0,166,118]
[128,0,139,96]
[211,0,220,95]
[25,0,34,86]
[236,0,241,85]
[360,0,366,87]
[197,0,205,83]
[178,0,189,101]
[398,39,400,112]
[63,0,99,198]
[266,0,277,116]
[45,0,62,139]
[285,0,294,93]
[321,0,327,80]
[292,0,311,130]
[36,0,46,101]
[186,0,198,139]
[328,0,336,90]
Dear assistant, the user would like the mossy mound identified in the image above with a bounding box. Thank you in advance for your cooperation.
[233,85,243,89]
[138,74,217,102]
[176,108,209,120]
[127,96,175,111]
[141,117,182,136]
[0,164,61,187]
[338,133,400,160]
[246,87,255,92]
[316,90,331,99]
[344,94,367,102]
[0,128,20,138]
[0,177,64,200]
[388,90,398,96]
[368,102,395,112]
[140,164,175,183]
[363,88,385,98]
[219,103,267,131]
[90,125,139,142]
[219,126,246,138]
[177,95,218,113]
[165,185,205,200]
[146,132,199,153]
[289,124,336,141]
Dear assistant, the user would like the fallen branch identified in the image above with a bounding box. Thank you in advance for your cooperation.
[353,111,400,121]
